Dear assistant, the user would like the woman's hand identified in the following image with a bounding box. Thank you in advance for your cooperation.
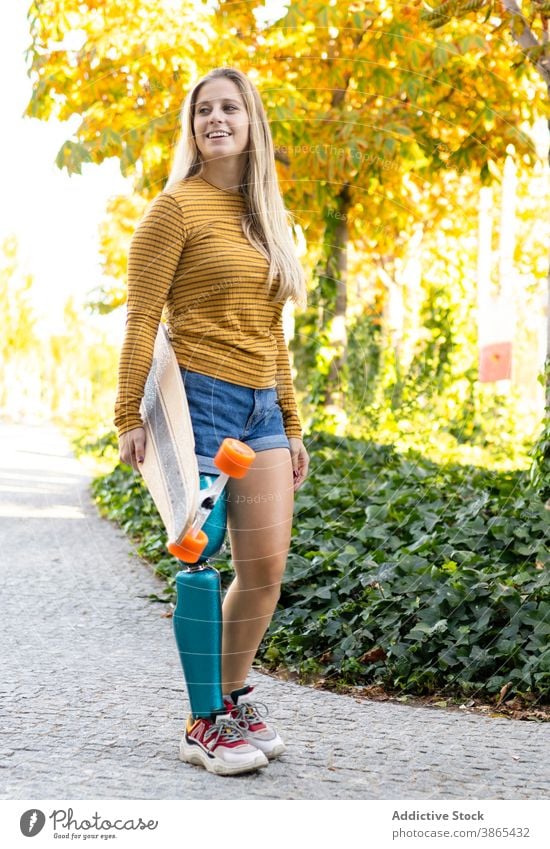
[288,437,310,491]
[119,427,146,472]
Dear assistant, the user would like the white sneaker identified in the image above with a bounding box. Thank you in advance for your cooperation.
[224,685,286,760]
[179,711,268,776]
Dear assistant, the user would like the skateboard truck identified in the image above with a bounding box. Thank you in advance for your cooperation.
[167,437,255,564]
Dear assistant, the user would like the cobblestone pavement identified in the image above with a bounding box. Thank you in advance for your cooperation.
[1,421,548,800]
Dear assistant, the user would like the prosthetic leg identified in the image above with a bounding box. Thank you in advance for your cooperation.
[170,445,270,774]
[172,474,228,718]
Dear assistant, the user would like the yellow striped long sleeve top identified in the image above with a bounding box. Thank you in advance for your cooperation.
[114,174,302,440]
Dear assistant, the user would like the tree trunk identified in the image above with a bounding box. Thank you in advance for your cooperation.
[325,185,350,408]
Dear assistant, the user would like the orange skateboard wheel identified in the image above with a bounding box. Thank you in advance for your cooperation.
[214,438,256,478]
[168,529,208,564]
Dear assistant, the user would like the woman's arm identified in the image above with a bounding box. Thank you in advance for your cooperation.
[114,192,186,438]
[272,305,302,438]
[272,306,309,489]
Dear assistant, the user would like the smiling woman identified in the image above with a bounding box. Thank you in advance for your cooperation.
[192,78,251,193]
[114,66,309,777]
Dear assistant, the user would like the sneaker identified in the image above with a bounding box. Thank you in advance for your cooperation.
[179,710,268,776]
[224,685,286,760]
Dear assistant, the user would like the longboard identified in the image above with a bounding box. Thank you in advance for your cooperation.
[139,324,255,563]
[139,323,200,548]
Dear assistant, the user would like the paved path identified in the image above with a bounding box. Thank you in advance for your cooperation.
[0,421,548,800]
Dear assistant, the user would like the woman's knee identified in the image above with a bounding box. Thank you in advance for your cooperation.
[233,557,286,595]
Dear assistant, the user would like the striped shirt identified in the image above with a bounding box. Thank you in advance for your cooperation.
[114,174,302,439]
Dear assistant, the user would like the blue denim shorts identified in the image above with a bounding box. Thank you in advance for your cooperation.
[180,369,291,474]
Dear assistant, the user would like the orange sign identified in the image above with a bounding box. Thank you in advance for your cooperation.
[479,341,512,382]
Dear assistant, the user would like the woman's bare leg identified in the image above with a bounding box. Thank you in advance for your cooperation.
[221,447,294,693]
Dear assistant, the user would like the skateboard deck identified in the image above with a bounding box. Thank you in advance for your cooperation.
[139,323,199,547]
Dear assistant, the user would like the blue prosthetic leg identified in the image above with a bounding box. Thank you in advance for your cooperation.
[172,474,227,719]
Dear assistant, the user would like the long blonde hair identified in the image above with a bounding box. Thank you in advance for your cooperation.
[165,67,306,306]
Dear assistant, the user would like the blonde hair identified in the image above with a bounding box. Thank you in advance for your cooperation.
[165,67,306,306]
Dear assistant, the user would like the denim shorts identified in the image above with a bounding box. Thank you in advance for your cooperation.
[180,369,291,474]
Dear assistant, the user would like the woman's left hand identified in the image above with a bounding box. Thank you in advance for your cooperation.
[288,437,310,491]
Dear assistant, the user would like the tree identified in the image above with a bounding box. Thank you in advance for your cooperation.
[420,0,549,489]
[0,236,39,410]
[88,193,147,312]
[25,0,213,192]
[249,0,543,410]
[24,0,547,421]
[421,0,550,400]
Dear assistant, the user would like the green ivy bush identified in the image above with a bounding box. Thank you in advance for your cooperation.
[90,429,549,701]
[265,432,549,700]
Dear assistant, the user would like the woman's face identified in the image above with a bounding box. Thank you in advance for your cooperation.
[193,78,250,163]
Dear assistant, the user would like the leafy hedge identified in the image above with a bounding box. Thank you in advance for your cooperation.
[266,433,549,700]
[90,431,550,701]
